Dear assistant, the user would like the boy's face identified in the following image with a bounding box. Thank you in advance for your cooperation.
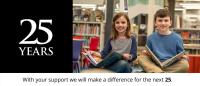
[155,16,172,32]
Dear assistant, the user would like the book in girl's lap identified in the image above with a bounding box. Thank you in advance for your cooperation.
[82,51,123,68]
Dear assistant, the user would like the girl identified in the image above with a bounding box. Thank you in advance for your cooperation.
[90,12,137,73]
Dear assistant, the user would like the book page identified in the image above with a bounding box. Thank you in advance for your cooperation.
[82,51,99,66]
[145,45,185,68]
[145,45,162,67]
[162,51,184,68]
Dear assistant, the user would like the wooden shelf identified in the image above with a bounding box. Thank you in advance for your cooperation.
[73,21,105,24]
[184,44,200,49]
[73,34,100,37]
[187,54,200,57]
[173,28,200,31]
[182,38,200,41]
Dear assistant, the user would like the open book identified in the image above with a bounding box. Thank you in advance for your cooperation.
[82,51,122,67]
[145,45,185,68]
[82,51,99,66]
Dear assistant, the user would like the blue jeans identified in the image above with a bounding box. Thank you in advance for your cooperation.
[90,52,132,73]
[105,60,132,73]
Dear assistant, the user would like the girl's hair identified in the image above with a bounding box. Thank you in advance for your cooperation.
[154,8,172,22]
[111,12,131,40]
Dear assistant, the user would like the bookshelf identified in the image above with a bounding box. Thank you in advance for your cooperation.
[173,28,200,55]
[174,1,200,55]
[73,1,106,51]
[73,21,105,51]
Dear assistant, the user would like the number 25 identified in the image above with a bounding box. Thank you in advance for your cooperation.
[19,19,53,45]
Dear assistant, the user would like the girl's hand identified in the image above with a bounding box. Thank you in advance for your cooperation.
[82,49,101,58]
[90,51,101,58]
[94,57,103,63]
[122,53,131,60]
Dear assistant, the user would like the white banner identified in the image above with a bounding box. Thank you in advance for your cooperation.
[0,73,199,86]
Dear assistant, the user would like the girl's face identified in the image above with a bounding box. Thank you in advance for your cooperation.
[114,16,128,34]
[155,16,172,32]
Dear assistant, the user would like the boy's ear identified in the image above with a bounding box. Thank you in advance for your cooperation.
[170,20,172,26]
[154,23,157,27]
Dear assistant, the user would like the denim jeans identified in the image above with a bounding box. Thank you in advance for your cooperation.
[96,52,132,73]
[105,60,132,73]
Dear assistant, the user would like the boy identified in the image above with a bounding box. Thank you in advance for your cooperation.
[138,9,189,73]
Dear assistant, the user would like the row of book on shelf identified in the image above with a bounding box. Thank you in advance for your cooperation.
[174,30,200,44]
[176,31,200,40]
[73,23,100,36]
[185,49,200,55]
[73,36,100,50]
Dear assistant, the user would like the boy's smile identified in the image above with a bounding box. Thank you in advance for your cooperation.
[155,16,172,34]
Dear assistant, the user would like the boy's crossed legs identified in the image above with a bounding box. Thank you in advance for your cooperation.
[138,54,189,73]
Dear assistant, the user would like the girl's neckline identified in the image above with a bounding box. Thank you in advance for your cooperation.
[117,36,127,40]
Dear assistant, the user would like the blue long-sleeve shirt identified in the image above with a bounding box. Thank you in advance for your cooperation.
[147,32,184,62]
[100,36,137,62]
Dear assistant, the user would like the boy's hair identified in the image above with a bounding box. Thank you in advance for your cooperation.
[111,12,131,40]
[154,9,172,22]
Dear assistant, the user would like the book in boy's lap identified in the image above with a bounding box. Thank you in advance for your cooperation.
[82,51,122,68]
[145,45,185,68]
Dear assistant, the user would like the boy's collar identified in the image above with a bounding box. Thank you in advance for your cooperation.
[157,30,172,36]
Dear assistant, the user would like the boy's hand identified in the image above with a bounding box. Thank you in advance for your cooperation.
[179,55,188,59]
[142,50,150,56]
